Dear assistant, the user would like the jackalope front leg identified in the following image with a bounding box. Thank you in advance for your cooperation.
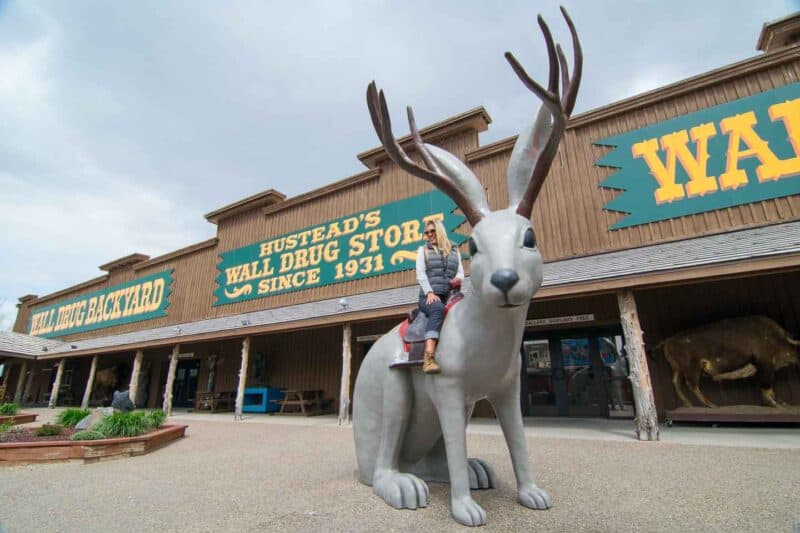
[433,379,487,526]
[373,371,429,509]
[490,386,552,510]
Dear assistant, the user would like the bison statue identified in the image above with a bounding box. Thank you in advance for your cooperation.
[656,316,799,408]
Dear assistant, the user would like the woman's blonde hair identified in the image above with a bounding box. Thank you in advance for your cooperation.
[426,218,453,256]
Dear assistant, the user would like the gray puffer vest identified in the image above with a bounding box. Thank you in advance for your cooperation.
[419,244,459,298]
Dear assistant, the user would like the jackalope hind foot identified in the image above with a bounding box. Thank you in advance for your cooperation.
[373,470,429,510]
[518,484,552,510]
[452,496,487,527]
[467,458,496,490]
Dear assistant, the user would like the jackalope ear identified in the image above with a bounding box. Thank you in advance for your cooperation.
[506,105,554,210]
[424,144,490,219]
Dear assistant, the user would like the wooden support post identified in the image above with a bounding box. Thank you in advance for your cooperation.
[234,336,251,421]
[617,289,659,441]
[22,362,35,405]
[13,360,28,404]
[81,355,99,409]
[48,359,66,409]
[338,323,353,426]
[129,350,144,407]
[163,345,180,416]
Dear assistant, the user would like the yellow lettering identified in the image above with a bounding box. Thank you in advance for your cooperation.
[225,265,243,285]
[279,252,294,273]
[400,220,423,244]
[257,279,268,294]
[291,271,306,287]
[660,123,719,197]
[75,301,86,326]
[311,226,326,243]
[342,217,359,235]
[364,229,383,252]
[364,210,381,228]
[139,282,152,313]
[293,248,309,269]
[384,225,402,248]
[307,268,321,285]
[719,111,784,189]
[148,278,165,312]
[765,98,800,181]
[631,137,686,203]
[297,230,312,247]
[326,222,342,239]
[85,297,98,325]
[323,241,340,262]
[349,234,365,257]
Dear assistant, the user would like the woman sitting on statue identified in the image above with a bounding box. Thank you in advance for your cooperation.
[416,217,465,374]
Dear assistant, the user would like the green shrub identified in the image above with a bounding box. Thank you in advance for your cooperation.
[35,424,63,437]
[57,408,91,427]
[71,430,106,441]
[0,422,11,435]
[144,410,166,429]
[0,403,20,416]
[93,412,147,437]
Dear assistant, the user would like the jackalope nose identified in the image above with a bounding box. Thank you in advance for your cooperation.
[490,269,519,293]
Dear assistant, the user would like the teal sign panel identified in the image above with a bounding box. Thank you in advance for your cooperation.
[595,82,800,229]
[215,190,467,306]
[28,270,173,339]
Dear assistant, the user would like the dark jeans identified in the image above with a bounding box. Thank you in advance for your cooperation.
[419,293,448,340]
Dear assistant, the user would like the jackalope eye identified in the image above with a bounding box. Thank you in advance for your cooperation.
[468,238,478,256]
[523,228,536,249]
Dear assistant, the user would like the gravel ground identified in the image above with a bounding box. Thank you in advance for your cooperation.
[1,419,798,532]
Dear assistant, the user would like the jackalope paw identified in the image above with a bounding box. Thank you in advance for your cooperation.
[467,458,496,490]
[373,470,429,510]
[518,484,552,510]
[451,496,487,526]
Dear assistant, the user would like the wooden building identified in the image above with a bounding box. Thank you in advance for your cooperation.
[2,14,799,430]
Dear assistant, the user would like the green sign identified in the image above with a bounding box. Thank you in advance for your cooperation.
[595,82,800,229]
[215,190,467,306]
[28,270,173,339]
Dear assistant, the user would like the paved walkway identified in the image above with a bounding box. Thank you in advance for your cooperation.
[3,408,798,531]
[22,407,800,449]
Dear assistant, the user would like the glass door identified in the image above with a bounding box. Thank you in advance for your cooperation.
[173,360,200,408]
[522,328,632,418]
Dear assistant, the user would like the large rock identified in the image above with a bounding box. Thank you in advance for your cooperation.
[75,407,114,430]
[111,390,135,412]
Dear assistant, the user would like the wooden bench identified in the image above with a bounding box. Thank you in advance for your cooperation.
[272,389,332,416]
[196,391,236,412]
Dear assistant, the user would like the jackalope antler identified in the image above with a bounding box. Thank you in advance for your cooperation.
[367,5,581,222]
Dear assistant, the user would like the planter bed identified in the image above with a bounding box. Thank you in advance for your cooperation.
[0,413,38,425]
[0,424,187,466]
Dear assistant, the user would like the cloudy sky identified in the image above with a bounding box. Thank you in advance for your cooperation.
[0,0,796,330]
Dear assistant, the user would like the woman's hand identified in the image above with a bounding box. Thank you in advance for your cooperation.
[426,292,441,304]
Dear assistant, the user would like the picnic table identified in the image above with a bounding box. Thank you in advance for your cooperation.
[272,389,331,416]
[196,391,236,412]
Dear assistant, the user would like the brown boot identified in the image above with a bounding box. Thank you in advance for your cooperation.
[423,350,441,374]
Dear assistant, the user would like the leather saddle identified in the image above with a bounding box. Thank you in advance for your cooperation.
[391,292,464,368]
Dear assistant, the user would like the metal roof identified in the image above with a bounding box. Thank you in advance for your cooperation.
[0,331,67,358]
[2,220,799,358]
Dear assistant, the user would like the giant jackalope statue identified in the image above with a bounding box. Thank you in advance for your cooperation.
[352,7,581,527]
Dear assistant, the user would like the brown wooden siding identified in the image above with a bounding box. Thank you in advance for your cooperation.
[469,57,800,262]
